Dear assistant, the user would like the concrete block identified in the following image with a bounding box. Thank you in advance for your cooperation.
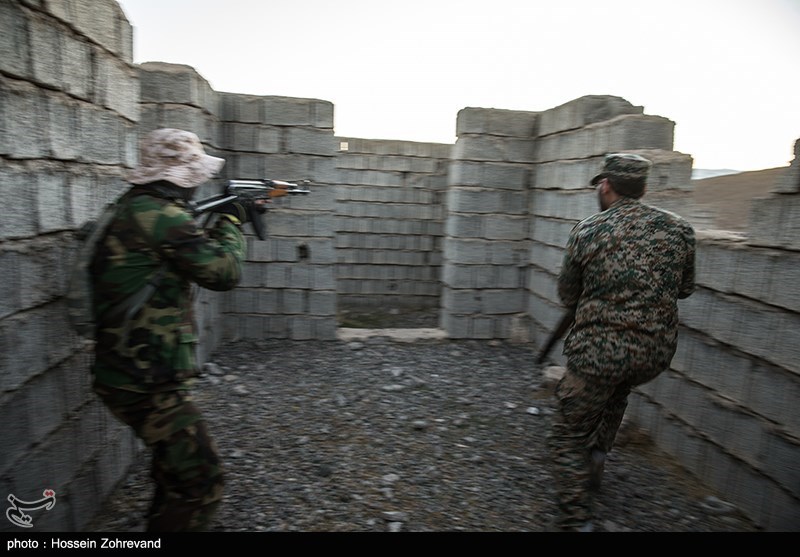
[527,294,565,333]
[0,79,48,159]
[285,127,336,156]
[483,215,528,241]
[289,316,314,340]
[243,262,271,288]
[481,289,525,314]
[445,214,483,238]
[36,171,69,233]
[261,97,334,128]
[472,316,496,339]
[80,106,127,165]
[0,167,39,240]
[451,136,508,162]
[761,431,800,499]
[671,378,706,429]
[281,289,306,314]
[747,194,800,251]
[446,188,528,215]
[0,389,32,474]
[727,297,784,364]
[537,95,642,137]
[695,240,741,293]
[760,483,800,531]
[22,369,69,445]
[697,397,735,447]
[140,104,212,143]
[223,122,281,153]
[504,139,537,163]
[443,288,483,313]
[261,153,336,184]
[94,50,139,121]
[769,250,800,312]
[220,92,263,123]
[308,290,336,316]
[456,107,538,138]
[0,249,22,319]
[60,31,94,101]
[681,333,752,404]
[49,0,130,59]
[448,160,529,191]
[526,267,559,301]
[441,310,470,339]
[48,95,84,161]
[377,155,439,174]
[138,61,216,111]
[725,408,770,470]
[534,159,597,190]
[60,352,93,414]
[748,361,800,435]
[20,237,72,308]
[651,369,683,408]
[607,114,675,152]
[0,0,30,78]
[530,217,573,248]
[29,11,66,91]
[770,312,800,375]
[485,241,528,266]
[443,237,492,265]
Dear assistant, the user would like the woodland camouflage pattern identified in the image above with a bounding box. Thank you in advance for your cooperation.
[90,181,245,531]
[548,195,696,530]
[90,183,245,387]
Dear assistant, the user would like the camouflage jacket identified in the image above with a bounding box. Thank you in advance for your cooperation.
[558,196,696,376]
[90,181,246,389]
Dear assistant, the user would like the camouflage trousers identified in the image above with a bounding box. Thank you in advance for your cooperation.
[93,380,224,532]
[546,364,662,530]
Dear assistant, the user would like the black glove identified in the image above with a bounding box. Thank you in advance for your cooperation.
[212,200,250,225]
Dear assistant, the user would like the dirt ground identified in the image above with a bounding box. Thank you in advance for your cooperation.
[690,167,787,232]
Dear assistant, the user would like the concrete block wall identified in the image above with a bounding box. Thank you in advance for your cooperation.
[627,145,800,531]
[136,64,339,345]
[334,137,450,310]
[0,0,139,532]
[440,108,538,338]
[218,93,338,341]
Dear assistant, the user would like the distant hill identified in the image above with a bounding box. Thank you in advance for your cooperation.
[691,168,742,180]
[691,167,787,232]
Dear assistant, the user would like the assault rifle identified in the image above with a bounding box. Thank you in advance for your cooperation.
[536,308,575,365]
[192,179,312,240]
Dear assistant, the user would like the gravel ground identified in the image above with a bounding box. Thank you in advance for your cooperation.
[86,310,761,533]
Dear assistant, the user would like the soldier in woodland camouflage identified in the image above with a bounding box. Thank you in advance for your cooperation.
[546,153,696,532]
[91,129,257,531]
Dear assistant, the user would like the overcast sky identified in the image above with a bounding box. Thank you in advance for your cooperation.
[116,0,800,171]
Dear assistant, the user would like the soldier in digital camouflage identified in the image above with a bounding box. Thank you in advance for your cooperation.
[90,128,257,531]
[546,153,696,532]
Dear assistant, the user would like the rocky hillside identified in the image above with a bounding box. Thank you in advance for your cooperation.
[691,167,787,232]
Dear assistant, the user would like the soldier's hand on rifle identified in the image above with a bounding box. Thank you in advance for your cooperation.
[252,198,268,214]
[211,200,252,225]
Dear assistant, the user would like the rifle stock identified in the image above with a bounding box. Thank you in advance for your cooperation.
[536,308,575,365]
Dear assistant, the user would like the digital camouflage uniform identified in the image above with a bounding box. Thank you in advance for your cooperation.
[91,181,245,531]
[547,154,696,530]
